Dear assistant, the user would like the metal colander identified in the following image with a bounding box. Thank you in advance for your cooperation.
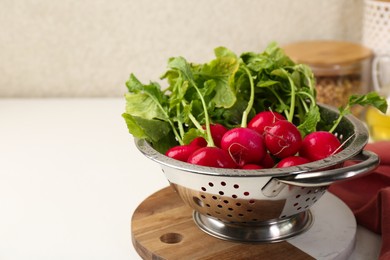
[135,104,379,242]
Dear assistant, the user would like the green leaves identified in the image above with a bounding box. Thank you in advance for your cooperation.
[122,43,388,153]
[329,91,388,133]
[125,92,166,120]
[167,57,194,82]
[198,53,239,108]
[123,73,182,152]
[122,113,176,153]
[348,92,388,114]
[241,45,319,136]
[125,74,168,120]
[297,105,320,135]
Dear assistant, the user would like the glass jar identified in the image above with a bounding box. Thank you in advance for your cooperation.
[283,41,372,115]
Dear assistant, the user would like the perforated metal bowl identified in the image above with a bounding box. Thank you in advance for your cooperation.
[135,104,379,242]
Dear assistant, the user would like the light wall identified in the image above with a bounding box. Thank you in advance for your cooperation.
[0,0,363,97]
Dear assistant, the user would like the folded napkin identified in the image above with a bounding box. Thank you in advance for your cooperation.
[329,141,390,260]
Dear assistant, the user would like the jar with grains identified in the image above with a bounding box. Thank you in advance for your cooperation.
[283,41,372,116]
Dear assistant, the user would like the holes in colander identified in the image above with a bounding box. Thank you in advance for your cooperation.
[197,181,268,222]
[291,186,327,213]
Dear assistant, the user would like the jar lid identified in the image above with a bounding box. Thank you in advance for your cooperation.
[283,41,372,67]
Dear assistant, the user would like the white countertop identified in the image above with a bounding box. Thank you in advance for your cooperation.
[0,98,382,260]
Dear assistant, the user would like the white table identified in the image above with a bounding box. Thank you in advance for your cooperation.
[0,98,382,260]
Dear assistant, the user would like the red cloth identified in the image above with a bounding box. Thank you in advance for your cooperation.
[329,141,390,260]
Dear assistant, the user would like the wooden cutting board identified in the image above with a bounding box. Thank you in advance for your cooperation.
[131,186,315,260]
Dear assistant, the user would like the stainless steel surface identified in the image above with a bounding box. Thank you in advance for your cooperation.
[277,150,379,187]
[193,210,313,243]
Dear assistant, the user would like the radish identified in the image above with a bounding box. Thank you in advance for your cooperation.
[202,123,228,148]
[210,123,228,147]
[242,164,264,170]
[276,156,310,168]
[260,153,275,168]
[264,120,302,158]
[219,64,268,167]
[189,137,208,148]
[248,111,286,135]
[299,131,342,162]
[220,128,266,167]
[165,144,202,162]
[187,147,238,168]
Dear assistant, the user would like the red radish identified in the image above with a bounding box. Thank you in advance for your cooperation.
[165,145,201,162]
[202,124,228,147]
[248,111,286,135]
[260,153,275,168]
[242,164,264,170]
[187,147,237,168]
[190,137,207,148]
[299,131,342,162]
[264,120,302,158]
[220,128,266,167]
[276,156,310,168]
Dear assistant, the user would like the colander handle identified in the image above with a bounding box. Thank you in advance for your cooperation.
[276,150,379,187]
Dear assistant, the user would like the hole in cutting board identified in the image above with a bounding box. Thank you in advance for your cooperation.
[159,233,183,244]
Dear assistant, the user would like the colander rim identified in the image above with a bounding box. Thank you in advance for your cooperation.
[135,104,369,177]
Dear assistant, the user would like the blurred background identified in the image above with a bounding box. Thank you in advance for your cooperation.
[0,0,364,98]
[1,1,388,259]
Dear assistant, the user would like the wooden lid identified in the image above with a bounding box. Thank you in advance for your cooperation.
[283,41,372,67]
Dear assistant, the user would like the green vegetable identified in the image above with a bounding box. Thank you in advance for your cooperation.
[329,92,388,133]
[122,42,388,153]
